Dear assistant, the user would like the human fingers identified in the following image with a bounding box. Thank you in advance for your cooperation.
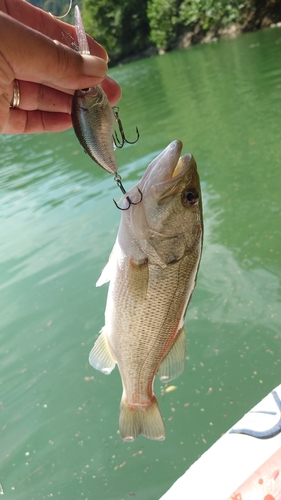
[5,108,73,134]
[4,78,122,134]
[101,76,122,106]
[10,81,72,114]
[0,13,108,92]
[5,77,123,132]
[7,75,121,117]
[3,75,122,134]
[1,0,108,61]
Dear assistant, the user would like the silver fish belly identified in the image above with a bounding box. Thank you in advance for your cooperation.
[89,140,203,441]
[71,5,118,175]
[72,86,118,174]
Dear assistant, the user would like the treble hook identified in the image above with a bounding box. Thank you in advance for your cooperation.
[113,174,143,210]
[112,107,140,149]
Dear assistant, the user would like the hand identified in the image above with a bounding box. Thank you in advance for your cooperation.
[0,0,121,134]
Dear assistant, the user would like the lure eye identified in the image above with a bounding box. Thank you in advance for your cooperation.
[182,188,199,207]
[81,88,90,93]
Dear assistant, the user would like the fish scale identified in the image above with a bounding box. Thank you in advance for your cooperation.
[113,255,200,402]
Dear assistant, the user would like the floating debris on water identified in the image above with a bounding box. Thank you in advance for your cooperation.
[165,385,177,394]
[113,450,143,470]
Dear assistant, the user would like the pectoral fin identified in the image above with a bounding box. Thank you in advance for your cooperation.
[96,245,117,287]
[158,326,186,382]
[89,329,116,374]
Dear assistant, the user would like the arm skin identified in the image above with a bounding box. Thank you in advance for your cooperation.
[0,0,121,134]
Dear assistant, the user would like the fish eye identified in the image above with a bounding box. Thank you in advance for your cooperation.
[182,188,199,207]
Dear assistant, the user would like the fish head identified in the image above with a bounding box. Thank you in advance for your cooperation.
[73,86,105,110]
[123,140,203,266]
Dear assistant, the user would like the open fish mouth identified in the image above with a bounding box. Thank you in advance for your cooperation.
[164,141,195,181]
[171,150,193,178]
[139,140,194,194]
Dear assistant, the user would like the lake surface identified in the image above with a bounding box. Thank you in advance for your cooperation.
[1,26,281,499]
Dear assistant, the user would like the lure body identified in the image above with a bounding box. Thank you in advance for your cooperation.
[71,5,118,175]
[72,87,118,174]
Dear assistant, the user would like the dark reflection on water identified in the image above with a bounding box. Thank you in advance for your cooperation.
[0,27,281,500]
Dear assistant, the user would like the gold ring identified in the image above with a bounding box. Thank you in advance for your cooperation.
[10,79,20,108]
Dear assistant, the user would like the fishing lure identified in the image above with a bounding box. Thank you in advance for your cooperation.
[71,6,140,207]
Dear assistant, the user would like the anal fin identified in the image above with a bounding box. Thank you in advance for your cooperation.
[89,329,116,374]
[158,326,186,382]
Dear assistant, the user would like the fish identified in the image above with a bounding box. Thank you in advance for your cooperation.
[89,140,203,441]
[71,5,118,175]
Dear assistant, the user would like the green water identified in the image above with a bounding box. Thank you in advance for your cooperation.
[1,27,281,499]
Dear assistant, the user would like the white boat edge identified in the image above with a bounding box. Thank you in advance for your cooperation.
[160,383,281,499]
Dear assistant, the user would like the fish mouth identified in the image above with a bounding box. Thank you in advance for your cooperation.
[166,141,195,181]
[153,141,198,202]
[171,151,193,178]
[160,140,184,181]
[141,140,194,187]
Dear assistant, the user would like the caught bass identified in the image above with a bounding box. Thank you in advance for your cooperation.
[89,141,203,441]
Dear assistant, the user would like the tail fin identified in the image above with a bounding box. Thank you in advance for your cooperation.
[119,394,165,441]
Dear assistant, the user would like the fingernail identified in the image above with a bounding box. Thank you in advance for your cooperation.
[82,55,108,78]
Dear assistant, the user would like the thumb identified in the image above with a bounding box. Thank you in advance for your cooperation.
[0,12,108,91]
